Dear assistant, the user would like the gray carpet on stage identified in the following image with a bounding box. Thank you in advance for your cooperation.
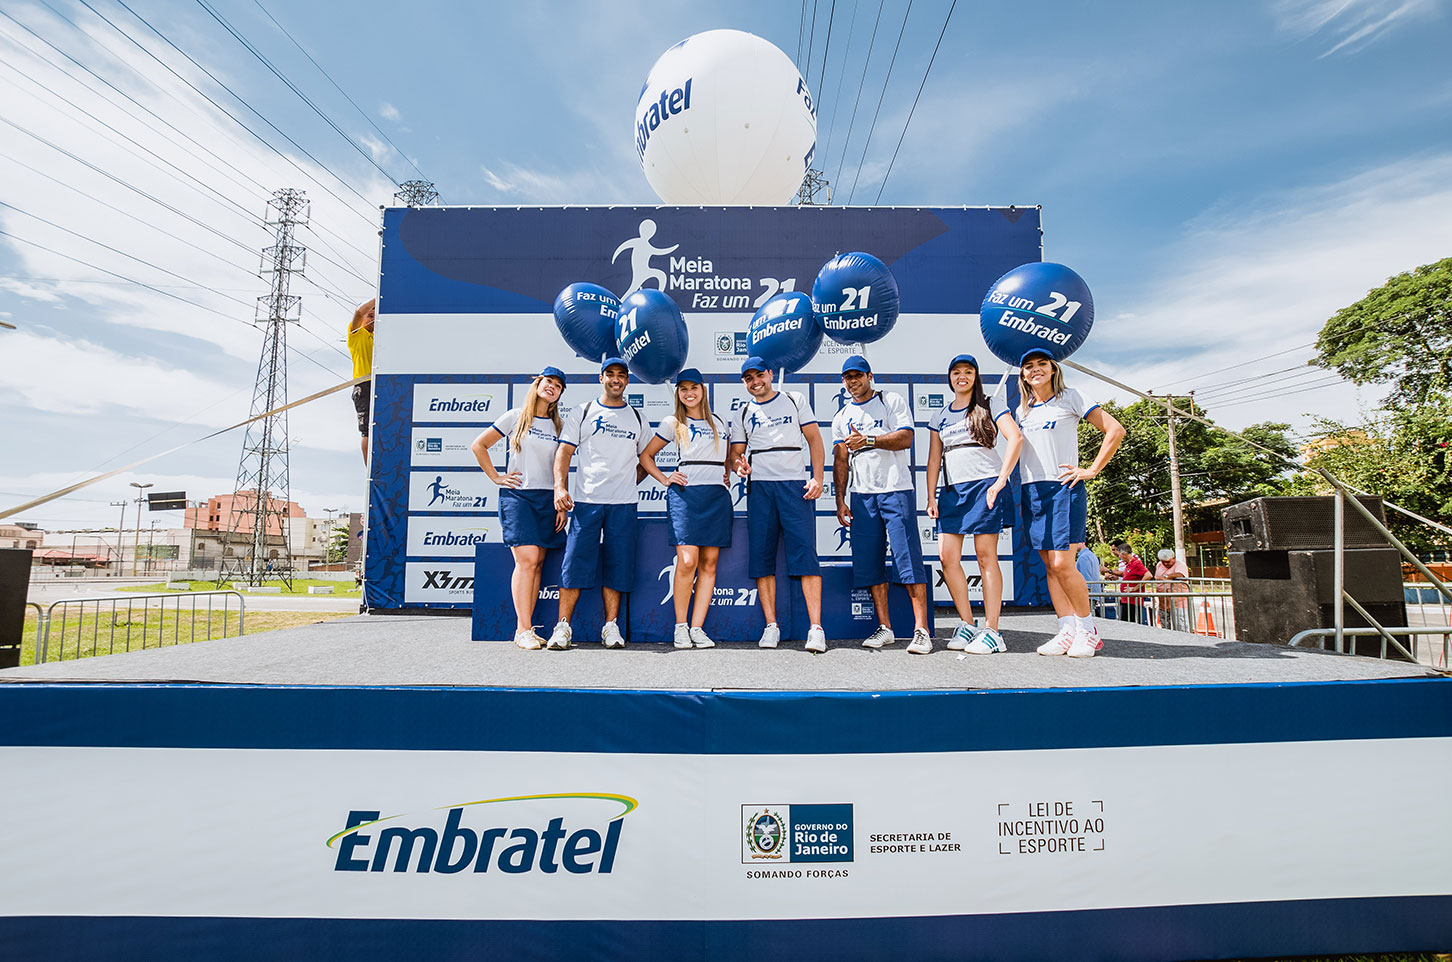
[2,611,1441,690]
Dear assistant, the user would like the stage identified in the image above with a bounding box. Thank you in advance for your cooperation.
[0,610,1441,689]
[2,614,1449,962]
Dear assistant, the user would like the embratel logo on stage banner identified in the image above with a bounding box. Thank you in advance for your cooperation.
[741,804,854,863]
[328,792,637,875]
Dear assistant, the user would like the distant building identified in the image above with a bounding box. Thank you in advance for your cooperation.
[0,524,42,550]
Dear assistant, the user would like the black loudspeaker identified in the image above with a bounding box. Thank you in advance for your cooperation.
[1222,495,1388,552]
[0,547,32,669]
[1228,547,1409,659]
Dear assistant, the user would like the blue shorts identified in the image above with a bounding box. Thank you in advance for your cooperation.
[562,502,637,591]
[936,479,1008,536]
[747,479,821,579]
[666,485,733,547]
[1021,480,1087,551]
[850,490,926,587]
[499,489,565,549]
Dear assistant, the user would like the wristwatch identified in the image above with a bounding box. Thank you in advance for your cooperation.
[865,436,876,449]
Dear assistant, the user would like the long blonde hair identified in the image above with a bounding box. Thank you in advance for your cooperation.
[673,382,719,451]
[1018,356,1066,414]
[512,376,562,452]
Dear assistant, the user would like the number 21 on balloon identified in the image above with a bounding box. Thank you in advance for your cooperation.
[618,308,639,342]
[840,285,871,312]
[1038,291,1081,322]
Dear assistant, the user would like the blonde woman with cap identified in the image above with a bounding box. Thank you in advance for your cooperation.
[470,366,568,649]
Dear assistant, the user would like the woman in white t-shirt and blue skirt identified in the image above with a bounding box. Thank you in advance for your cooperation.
[1014,348,1125,658]
[924,354,1024,654]
[470,366,568,650]
[640,368,733,650]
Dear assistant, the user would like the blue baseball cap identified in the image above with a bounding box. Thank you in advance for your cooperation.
[947,353,978,373]
[674,367,704,386]
[537,365,566,383]
[600,356,629,374]
[841,354,872,375]
[1018,348,1055,366]
[740,355,769,376]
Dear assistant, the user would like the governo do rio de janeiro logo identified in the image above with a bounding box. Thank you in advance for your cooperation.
[328,791,638,876]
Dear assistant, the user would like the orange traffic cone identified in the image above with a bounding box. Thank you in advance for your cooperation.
[1193,600,1216,636]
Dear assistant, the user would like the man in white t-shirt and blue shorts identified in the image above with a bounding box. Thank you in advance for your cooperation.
[830,355,930,652]
[548,357,650,649]
[727,356,828,653]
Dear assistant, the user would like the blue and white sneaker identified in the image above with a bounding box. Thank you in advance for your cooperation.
[945,622,980,651]
[964,627,1007,654]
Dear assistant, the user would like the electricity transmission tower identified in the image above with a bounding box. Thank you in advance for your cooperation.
[394,180,440,206]
[794,168,832,205]
[217,188,309,588]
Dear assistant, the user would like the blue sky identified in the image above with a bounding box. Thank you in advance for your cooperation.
[2,0,1450,530]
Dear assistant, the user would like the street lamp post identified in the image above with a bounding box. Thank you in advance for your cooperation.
[129,482,152,576]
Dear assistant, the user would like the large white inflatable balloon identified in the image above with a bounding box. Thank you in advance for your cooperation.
[634,29,817,206]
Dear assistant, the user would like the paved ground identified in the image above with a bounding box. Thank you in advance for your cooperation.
[2,609,1442,691]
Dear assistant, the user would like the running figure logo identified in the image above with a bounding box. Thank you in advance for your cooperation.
[657,559,676,605]
[591,414,610,436]
[835,525,851,549]
[733,478,748,505]
[427,476,447,506]
[612,219,678,293]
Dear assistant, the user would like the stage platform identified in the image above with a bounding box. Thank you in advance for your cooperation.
[1,609,1442,689]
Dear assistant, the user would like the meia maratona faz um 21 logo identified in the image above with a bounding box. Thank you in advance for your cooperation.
[328,792,636,875]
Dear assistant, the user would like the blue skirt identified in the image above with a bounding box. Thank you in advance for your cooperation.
[1020,480,1087,551]
[499,488,565,549]
[666,485,733,547]
[937,478,1008,535]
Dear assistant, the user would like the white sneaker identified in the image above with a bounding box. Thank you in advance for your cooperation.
[546,620,572,650]
[673,624,691,649]
[1037,627,1074,656]
[945,622,979,650]
[601,620,625,648]
[964,627,1007,654]
[758,622,780,649]
[906,629,932,655]
[1067,628,1102,658]
[805,626,827,653]
[689,627,715,649]
[861,625,895,649]
[514,628,542,650]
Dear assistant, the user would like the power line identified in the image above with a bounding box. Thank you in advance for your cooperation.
[1214,377,1347,410]
[74,0,381,222]
[251,0,427,181]
[797,0,809,69]
[192,0,401,185]
[814,0,839,106]
[874,0,956,204]
[830,0,886,186]
[817,0,862,168]
[846,0,913,204]
[804,0,821,81]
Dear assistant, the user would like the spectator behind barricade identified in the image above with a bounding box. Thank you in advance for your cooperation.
[1072,543,1103,615]
[1154,547,1191,631]
[1108,541,1148,623]
[347,298,376,464]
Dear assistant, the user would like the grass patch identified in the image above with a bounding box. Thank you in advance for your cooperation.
[118,578,361,597]
[18,608,354,667]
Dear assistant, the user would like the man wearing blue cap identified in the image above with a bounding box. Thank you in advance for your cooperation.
[831,355,930,651]
[727,356,828,652]
[549,357,649,649]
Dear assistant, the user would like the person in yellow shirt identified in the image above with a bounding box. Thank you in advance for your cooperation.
[347,298,375,464]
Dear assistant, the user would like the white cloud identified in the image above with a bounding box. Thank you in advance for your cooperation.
[357,133,390,164]
[478,161,637,204]
[480,165,516,193]
[1272,0,1440,56]
[379,102,401,123]
[1075,152,1452,429]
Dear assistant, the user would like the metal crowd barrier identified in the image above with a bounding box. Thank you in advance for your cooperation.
[1083,579,1235,640]
[36,590,245,664]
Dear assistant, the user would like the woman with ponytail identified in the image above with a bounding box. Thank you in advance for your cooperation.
[470,367,568,650]
[925,354,1024,654]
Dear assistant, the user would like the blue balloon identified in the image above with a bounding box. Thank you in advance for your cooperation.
[553,282,621,361]
[747,291,822,374]
[979,262,1095,365]
[616,289,689,384]
[811,251,900,345]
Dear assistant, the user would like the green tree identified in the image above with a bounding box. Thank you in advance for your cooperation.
[1288,395,1452,552]
[327,521,351,565]
[1078,400,1297,546]
[1314,256,1452,409]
